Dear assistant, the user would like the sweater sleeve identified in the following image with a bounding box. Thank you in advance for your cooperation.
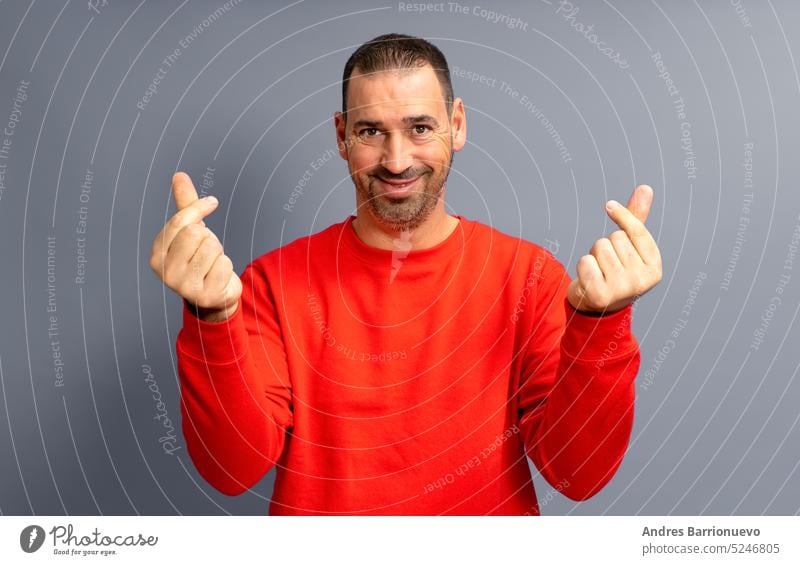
[517,251,639,501]
[175,260,293,496]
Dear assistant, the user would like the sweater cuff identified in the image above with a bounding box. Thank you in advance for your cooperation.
[560,297,636,361]
[176,299,249,364]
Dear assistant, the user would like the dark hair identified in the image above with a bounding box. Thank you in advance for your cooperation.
[341,33,453,118]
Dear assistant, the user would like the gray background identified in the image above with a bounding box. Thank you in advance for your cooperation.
[0,0,798,516]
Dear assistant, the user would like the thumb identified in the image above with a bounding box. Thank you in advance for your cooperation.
[626,184,653,223]
[172,171,199,211]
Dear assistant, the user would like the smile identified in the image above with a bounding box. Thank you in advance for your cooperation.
[377,176,420,197]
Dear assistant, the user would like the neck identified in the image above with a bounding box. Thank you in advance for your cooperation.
[351,198,459,251]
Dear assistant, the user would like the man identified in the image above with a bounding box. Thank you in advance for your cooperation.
[149,33,662,515]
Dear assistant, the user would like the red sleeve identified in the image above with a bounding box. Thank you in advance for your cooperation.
[517,251,639,501]
[175,260,293,496]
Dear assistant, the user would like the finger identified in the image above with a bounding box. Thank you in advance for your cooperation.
[175,225,217,266]
[172,171,199,211]
[607,229,644,268]
[605,199,660,267]
[189,233,224,280]
[590,237,623,280]
[625,184,653,224]
[150,206,215,276]
[576,253,607,306]
[162,224,212,282]
[204,226,220,244]
[205,254,237,299]
[161,195,219,252]
[220,265,242,306]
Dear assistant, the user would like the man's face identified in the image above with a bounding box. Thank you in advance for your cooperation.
[335,63,465,231]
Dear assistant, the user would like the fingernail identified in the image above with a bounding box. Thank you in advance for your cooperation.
[206,196,218,206]
[606,199,620,211]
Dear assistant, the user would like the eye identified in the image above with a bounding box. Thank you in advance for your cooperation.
[358,127,380,137]
[412,125,432,135]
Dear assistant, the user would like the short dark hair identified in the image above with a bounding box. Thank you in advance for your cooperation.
[341,33,453,118]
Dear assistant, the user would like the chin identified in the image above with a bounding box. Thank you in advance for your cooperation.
[374,206,433,232]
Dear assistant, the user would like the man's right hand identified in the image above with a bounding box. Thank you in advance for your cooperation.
[149,171,242,322]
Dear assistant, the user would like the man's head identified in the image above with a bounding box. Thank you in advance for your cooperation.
[335,33,466,232]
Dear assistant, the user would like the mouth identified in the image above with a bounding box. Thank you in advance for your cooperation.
[376,176,420,198]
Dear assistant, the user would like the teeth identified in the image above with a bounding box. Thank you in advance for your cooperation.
[386,179,414,187]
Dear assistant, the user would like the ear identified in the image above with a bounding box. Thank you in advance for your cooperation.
[450,97,466,152]
[334,111,350,160]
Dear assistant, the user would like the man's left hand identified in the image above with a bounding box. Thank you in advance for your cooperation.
[567,184,663,314]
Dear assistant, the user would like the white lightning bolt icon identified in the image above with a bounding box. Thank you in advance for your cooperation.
[28,528,38,549]
[389,229,412,283]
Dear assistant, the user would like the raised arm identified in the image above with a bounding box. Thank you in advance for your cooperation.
[175,261,293,495]
[149,172,292,495]
[518,185,661,501]
[518,256,639,501]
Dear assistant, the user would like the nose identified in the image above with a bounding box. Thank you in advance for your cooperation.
[381,129,413,175]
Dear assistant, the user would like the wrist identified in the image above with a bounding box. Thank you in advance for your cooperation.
[185,299,239,322]
[567,296,630,317]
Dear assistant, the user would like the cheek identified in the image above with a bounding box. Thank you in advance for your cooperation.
[427,134,452,155]
[419,138,451,167]
[348,148,378,176]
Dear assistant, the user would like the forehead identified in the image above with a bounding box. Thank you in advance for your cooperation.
[346,63,446,118]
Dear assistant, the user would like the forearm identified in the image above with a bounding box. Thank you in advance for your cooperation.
[176,299,291,495]
[177,351,288,495]
[521,301,639,501]
[522,350,637,500]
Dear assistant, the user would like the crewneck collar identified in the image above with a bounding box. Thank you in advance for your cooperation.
[338,214,476,265]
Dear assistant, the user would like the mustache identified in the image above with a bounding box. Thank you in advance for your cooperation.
[370,166,430,181]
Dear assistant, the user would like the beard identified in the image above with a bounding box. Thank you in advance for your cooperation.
[353,149,454,232]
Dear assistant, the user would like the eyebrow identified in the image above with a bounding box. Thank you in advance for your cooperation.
[352,114,440,130]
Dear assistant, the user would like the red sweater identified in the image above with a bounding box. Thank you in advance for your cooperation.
[176,214,640,515]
